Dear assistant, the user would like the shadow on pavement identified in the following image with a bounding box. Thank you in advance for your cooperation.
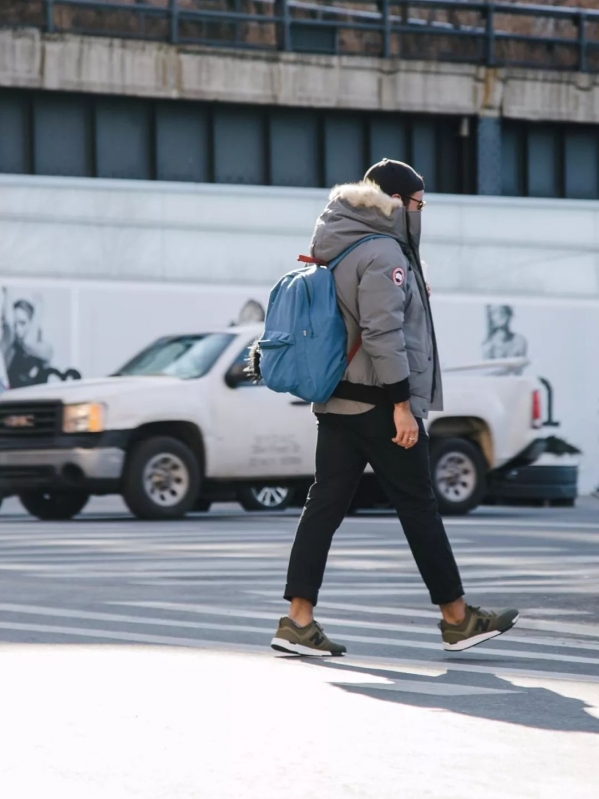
[306,660,599,733]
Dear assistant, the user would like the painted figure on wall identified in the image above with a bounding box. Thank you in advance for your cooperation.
[482,304,528,360]
[0,287,81,389]
[1,289,54,389]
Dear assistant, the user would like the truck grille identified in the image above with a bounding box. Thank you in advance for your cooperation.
[0,465,55,482]
[0,402,62,447]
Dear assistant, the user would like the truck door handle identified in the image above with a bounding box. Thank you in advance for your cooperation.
[290,400,310,406]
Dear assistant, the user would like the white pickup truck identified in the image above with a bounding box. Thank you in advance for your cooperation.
[0,324,546,520]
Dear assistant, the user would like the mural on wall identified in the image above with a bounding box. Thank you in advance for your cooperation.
[0,287,81,391]
[482,304,528,362]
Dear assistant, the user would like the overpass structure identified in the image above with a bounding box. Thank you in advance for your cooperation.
[2,2,599,197]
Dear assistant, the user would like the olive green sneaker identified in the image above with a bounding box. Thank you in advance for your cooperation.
[271,617,347,657]
[440,605,520,652]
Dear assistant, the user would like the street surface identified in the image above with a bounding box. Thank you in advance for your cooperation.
[0,496,598,798]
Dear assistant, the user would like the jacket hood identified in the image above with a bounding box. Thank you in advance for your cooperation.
[310,181,421,263]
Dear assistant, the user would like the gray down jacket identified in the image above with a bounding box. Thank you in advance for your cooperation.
[310,180,443,419]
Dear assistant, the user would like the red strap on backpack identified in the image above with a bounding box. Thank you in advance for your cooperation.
[348,336,362,364]
[297,254,327,265]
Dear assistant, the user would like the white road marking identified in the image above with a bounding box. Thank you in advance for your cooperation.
[344,517,599,531]
[1,603,599,666]
[111,601,599,652]
[252,585,599,597]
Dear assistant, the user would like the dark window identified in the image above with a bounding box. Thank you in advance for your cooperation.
[33,93,92,177]
[225,339,261,387]
[411,119,437,192]
[95,98,153,180]
[565,129,598,200]
[214,107,265,185]
[501,125,525,197]
[437,121,461,194]
[0,92,30,174]
[527,127,561,198]
[155,102,209,183]
[0,88,480,195]
[270,110,320,187]
[324,114,364,187]
[369,117,407,165]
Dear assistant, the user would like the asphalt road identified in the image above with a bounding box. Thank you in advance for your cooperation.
[0,496,598,798]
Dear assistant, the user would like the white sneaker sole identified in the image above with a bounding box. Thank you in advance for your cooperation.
[270,637,344,657]
[443,614,520,652]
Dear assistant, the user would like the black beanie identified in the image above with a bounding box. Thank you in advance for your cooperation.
[364,159,425,198]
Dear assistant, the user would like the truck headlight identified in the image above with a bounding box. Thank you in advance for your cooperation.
[63,403,105,434]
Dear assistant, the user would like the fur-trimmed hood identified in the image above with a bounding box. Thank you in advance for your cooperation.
[311,180,421,264]
[329,180,403,217]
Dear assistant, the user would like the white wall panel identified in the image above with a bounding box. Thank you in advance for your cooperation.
[0,175,597,492]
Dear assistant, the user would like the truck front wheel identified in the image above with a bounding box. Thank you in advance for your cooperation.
[19,490,90,521]
[123,436,200,520]
[430,437,487,516]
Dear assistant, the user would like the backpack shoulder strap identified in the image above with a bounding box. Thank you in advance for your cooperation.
[328,234,396,271]
[330,234,400,366]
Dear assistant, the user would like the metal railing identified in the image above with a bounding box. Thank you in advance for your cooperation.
[3,0,599,71]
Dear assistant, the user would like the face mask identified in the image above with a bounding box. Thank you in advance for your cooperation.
[406,210,422,251]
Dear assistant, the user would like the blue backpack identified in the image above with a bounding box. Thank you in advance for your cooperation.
[257,235,391,404]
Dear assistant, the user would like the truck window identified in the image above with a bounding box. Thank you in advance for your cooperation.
[114,334,235,380]
[225,340,262,388]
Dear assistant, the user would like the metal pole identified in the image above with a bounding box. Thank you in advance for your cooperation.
[382,0,391,59]
[578,12,587,73]
[279,0,291,52]
[45,0,55,34]
[486,3,495,68]
[169,0,178,45]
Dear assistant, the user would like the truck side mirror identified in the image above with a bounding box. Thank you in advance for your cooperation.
[225,362,252,389]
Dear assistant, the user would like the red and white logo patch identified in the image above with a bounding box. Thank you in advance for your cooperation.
[392,267,405,288]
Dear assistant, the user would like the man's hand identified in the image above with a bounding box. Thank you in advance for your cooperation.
[392,401,419,448]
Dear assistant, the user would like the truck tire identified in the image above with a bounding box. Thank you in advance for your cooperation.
[238,485,292,512]
[123,436,200,520]
[430,437,487,516]
[19,490,89,521]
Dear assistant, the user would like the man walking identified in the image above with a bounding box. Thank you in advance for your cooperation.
[271,159,519,655]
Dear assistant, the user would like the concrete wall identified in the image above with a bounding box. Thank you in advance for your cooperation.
[3,28,599,123]
[1,174,598,299]
[0,174,598,494]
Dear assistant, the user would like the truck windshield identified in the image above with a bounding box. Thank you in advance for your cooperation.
[114,333,235,380]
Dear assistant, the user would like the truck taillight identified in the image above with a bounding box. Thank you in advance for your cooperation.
[532,390,542,428]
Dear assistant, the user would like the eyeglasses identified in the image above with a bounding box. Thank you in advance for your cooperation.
[405,196,427,211]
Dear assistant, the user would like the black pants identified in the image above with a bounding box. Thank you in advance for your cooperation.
[285,406,464,607]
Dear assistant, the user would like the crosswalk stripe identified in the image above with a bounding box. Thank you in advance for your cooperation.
[111,601,599,652]
[313,601,599,638]
[0,621,265,649]
[1,603,599,666]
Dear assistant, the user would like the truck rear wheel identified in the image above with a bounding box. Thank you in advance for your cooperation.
[123,435,200,520]
[19,490,89,521]
[238,485,292,512]
[430,437,486,516]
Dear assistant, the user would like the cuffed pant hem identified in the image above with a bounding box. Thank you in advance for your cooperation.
[284,584,319,607]
[430,585,464,606]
